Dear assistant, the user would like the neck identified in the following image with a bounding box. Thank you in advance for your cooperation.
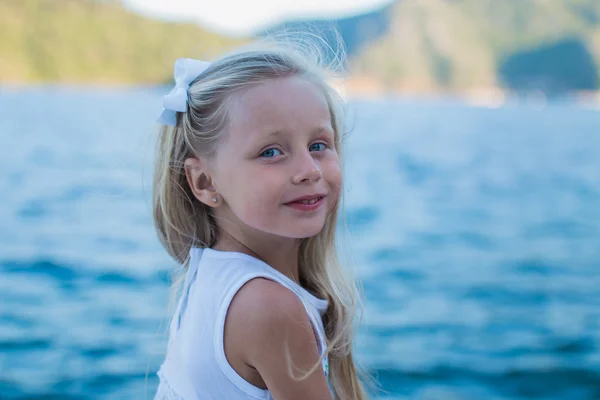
[213,229,302,284]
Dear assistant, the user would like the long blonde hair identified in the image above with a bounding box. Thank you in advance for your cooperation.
[152,32,373,399]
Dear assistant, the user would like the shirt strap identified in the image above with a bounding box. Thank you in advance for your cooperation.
[170,247,204,339]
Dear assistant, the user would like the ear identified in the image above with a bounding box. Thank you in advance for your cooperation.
[184,157,219,207]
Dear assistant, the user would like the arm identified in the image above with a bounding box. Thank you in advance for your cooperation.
[225,278,333,400]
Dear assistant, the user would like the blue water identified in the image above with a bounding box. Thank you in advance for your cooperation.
[1,86,599,399]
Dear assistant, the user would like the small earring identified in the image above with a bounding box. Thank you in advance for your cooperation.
[212,196,218,203]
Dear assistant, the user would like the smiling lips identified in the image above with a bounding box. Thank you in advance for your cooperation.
[284,194,326,211]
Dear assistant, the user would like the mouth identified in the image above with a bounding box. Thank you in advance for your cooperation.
[284,194,327,211]
[285,194,326,204]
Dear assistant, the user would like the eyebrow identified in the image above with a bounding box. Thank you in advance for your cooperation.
[311,126,334,136]
[264,126,333,138]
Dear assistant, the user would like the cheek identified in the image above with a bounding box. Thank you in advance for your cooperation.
[324,155,342,185]
[323,158,342,206]
[242,194,270,218]
[228,170,281,221]
[215,156,280,226]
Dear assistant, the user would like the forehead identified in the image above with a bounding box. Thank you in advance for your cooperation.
[226,76,333,145]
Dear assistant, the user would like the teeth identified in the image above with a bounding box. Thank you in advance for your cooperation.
[299,197,320,205]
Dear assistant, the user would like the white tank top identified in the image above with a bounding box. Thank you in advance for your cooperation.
[154,247,330,400]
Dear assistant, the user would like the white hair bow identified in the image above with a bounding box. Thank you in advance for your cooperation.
[157,58,210,126]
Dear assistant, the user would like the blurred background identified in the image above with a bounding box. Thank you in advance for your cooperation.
[1,0,599,399]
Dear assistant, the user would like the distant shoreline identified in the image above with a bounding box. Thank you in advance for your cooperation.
[2,79,599,110]
[330,77,600,110]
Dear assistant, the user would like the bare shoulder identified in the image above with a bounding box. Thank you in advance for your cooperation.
[225,278,332,400]
[227,278,312,350]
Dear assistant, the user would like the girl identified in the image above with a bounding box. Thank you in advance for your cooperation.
[152,36,370,400]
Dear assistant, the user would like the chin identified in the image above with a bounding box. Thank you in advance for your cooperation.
[285,221,326,239]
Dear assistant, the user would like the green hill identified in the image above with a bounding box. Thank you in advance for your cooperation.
[268,0,600,94]
[0,0,243,83]
[2,0,599,94]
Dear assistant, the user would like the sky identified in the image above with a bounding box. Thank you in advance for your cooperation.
[124,0,393,36]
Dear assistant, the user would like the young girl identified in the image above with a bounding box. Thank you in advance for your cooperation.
[152,36,370,400]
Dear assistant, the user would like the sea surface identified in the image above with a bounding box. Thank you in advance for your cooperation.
[1,86,599,400]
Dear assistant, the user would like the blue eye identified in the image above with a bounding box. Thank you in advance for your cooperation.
[260,148,282,158]
[309,142,327,152]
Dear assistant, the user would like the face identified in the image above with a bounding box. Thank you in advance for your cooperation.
[212,76,342,240]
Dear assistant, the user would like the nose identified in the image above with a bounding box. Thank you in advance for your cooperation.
[292,152,322,184]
